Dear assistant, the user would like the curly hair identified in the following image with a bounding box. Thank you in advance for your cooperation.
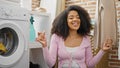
[51,5,92,40]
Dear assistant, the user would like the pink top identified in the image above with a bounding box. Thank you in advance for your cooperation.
[43,34,105,68]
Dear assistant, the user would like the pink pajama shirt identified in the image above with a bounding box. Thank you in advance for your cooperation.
[43,34,105,68]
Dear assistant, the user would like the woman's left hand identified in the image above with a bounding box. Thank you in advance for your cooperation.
[102,38,113,52]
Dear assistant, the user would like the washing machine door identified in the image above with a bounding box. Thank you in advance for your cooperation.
[0,20,25,67]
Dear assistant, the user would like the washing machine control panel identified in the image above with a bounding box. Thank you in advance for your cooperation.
[0,2,30,21]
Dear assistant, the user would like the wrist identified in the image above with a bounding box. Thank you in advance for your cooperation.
[101,49,107,53]
[43,44,47,48]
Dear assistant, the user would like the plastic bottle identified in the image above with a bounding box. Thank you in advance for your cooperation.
[30,16,35,42]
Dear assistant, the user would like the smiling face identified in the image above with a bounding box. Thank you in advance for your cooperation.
[67,10,81,31]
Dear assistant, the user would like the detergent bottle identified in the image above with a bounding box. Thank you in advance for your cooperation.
[30,16,35,42]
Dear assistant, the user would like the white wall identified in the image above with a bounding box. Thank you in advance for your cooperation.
[21,0,57,23]
[21,0,32,11]
[40,0,57,24]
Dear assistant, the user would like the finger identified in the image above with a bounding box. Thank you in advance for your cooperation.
[43,31,45,35]
[35,38,40,42]
[108,39,113,43]
[36,38,40,41]
[43,32,46,39]
[103,40,106,46]
[38,32,45,35]
[106,38,113,43]
[106,43,110,47]
[41,32,46,38]
[40,34,44,39]
[38,32,42,35]
[106,43,112,49]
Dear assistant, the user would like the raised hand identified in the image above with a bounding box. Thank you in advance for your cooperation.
[36,32,47,47]
[102,38,113,52]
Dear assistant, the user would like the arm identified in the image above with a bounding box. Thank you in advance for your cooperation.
[86,38,113,68]
[85,45,105,68]
[42,34,58,67]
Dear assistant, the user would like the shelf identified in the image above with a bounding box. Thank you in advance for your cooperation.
[31,11,50,17]
[29,41,42,49]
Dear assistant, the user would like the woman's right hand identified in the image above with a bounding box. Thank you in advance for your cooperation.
[36,32,47,47]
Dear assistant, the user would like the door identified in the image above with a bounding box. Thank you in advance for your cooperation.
[0,20,25,67]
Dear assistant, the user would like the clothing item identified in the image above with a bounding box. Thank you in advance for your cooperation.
[94,0,117,48]
[62,46,80,68]
[118,41,120,60]
[43,34,105,68]
[62,61,79,68]
[118,20,120,60]
[0,42,7,53]
[65,46,79,53]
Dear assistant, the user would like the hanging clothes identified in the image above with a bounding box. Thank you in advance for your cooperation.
[118,40,120,60]
[118,19,120,60]
[94,0,117,49]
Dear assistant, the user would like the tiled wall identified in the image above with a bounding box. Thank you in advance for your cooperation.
[66,0,120,19]
[109,0,120,65]
[65,0,96,19]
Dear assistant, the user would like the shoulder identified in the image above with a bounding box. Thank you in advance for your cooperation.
[84,35,93,41]
[51,34,60,38]
[83,35,93,47]
[51,34,62,41]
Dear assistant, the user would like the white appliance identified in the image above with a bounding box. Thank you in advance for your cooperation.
[5,0,21,3]
[0,0,30,68]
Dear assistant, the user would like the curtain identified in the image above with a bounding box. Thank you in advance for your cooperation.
[56,0,65,16]
[118,19,120,60]
[94,0,117,48]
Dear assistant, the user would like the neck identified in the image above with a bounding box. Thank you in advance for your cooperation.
[68,30,80,38]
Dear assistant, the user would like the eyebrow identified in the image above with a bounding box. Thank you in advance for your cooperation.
[68,15,79,17]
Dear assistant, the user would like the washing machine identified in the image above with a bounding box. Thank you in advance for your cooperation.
[0,0,30,68]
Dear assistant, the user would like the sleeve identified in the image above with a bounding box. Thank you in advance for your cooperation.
[85,44,105,68]
[42,34,58,67]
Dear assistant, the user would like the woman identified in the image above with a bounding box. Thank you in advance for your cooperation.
[36,5,113,68]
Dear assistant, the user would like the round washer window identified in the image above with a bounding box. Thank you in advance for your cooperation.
[0,27,18,56]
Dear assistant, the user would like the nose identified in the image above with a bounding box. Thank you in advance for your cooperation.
[73,17,79,22]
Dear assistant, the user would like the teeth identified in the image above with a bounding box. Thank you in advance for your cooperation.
[73,22,78,26]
